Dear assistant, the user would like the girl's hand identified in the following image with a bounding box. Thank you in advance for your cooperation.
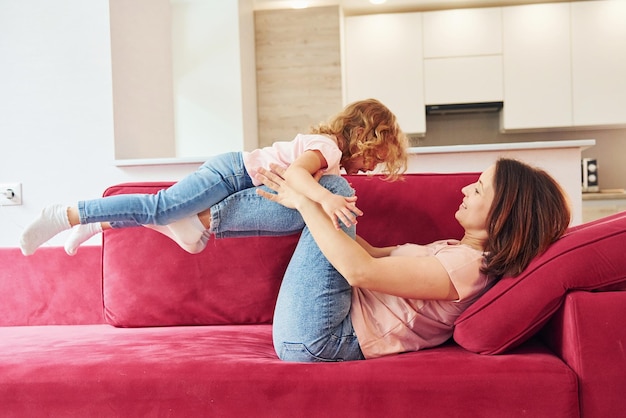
[319,194,362,229]
[257,164,362,228]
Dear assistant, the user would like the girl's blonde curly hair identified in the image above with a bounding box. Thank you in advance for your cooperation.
[310,98,408,180]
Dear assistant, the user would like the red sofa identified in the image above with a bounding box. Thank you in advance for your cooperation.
[2,173,625,417]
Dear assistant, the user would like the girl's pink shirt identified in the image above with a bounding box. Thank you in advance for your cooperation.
[350,241,493,359]
[243,134,343,186]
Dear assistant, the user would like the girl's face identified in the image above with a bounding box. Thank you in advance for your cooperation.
[341,154,383,175]
[455,165,496,234]
[341,128,386,175]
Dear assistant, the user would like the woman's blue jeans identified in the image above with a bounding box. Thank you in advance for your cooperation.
[78,152,254,227]
[210,175,365,362]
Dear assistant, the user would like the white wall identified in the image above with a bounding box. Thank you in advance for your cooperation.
[0,0,201,249]
[109,0,176,160]
[172,0,251,158]
[108,0,258,160]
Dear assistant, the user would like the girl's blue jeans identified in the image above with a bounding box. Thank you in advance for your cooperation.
[78,152,254,227]
[210,175,365,362]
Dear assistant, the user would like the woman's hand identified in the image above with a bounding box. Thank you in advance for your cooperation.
[255,164,304,209]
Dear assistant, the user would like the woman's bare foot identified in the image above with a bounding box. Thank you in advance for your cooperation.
[198,208,211,229]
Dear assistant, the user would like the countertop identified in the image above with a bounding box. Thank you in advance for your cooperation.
[116,139,597,166]
[582,191,626,201]
[407,139,596,155]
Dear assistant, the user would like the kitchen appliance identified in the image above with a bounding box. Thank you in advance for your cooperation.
[425,101,503,115]
[581,158,599,193]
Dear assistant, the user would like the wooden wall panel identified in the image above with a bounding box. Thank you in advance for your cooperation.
[254,6,343,147]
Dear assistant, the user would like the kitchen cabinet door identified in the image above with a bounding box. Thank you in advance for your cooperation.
[571,0,626,127]
[422,7,502,107]
[423,7,502,58]
[424,56,503,105]
[501,3,572,130]
[344,12,425,135]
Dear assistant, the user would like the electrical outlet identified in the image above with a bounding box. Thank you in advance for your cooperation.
[0,183,22,206]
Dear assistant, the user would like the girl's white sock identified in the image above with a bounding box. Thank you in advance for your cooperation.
[64,223,103,256]
[166,215,206,247]
[20,204,72,256]
[144,220,210,254]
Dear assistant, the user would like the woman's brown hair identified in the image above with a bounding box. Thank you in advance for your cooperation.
[482,158,572,278]
[310,98,408,180]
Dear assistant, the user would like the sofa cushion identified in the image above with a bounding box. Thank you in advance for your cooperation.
[454,211,626,354]
[345,174,471,247]
[0,324,578,417]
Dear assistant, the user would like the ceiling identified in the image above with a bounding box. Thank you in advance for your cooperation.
[252,0,572,15]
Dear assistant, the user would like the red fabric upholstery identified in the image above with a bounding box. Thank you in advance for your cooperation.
[0,246,103,326]
[454,211,626,354]
[0,325,577,417]
[345,173,471,247]
[541,291,626,418]
[103,229,299,327]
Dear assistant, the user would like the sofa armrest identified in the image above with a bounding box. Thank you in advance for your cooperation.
[541,291,626,418]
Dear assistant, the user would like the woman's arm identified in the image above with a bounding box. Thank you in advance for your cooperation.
[355,235,396,258]
[257,166,459,301]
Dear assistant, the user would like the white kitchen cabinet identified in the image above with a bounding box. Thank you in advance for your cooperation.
[422,7,502,58]
[571,0,626,127]
[424,56,503,105]
[344,13,425,134]
[501,3,572,130]
[422,7,503,106]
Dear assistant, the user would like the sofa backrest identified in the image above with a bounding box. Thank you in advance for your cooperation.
[101,173,479,328]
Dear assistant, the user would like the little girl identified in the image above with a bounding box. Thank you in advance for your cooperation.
[20,98,408,256]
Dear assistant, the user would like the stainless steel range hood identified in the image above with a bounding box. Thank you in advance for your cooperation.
[426,101,503,115]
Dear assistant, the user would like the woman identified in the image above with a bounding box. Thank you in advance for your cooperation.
[204,158,571,361]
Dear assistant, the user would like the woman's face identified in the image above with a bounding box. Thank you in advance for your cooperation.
[455,165,496,234]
